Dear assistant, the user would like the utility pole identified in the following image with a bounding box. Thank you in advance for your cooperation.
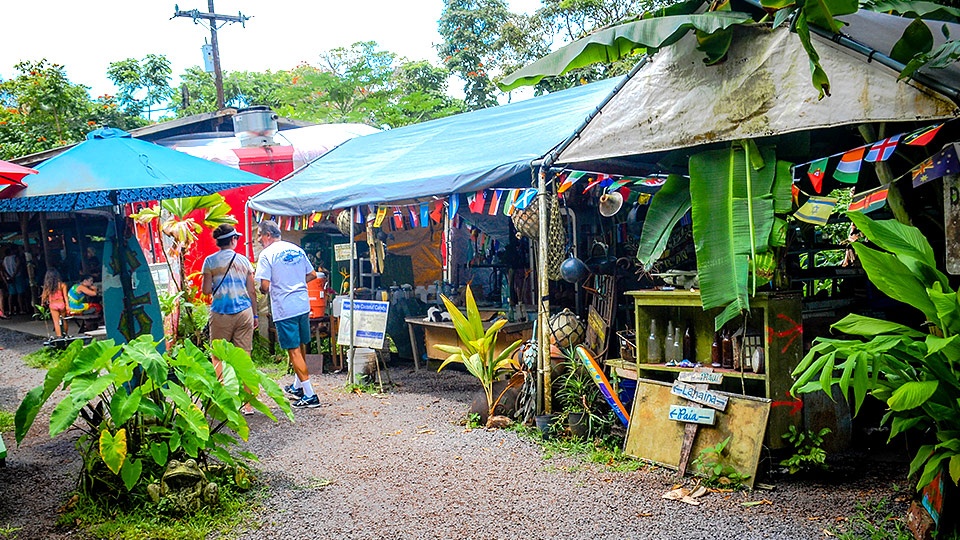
[172,2,251,110]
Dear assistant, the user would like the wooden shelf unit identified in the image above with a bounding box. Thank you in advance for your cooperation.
[624,289,802,448]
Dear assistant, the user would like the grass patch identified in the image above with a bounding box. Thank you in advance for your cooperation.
[0,410,13,434]
[829,497,911,540]
[513,423,643,472]
[0,525,21,539]
[57,481,265,540]
[22,346,66,369]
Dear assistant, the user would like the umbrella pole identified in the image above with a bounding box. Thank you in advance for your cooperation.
[347,206,356,385]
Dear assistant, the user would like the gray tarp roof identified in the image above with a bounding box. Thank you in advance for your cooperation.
[248,77,622,216]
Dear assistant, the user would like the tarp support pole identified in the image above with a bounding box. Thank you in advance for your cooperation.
[537,167,551,414]
[347,206,357,385]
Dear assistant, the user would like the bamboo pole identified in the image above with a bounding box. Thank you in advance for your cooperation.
[537,167,552,414]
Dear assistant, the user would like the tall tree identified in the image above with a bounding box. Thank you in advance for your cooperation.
[438,0,515,109]
[0,60,94,159]
[106,54,175,120]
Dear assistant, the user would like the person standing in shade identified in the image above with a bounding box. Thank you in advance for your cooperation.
[255,220,320,409]
[202,224,258,415]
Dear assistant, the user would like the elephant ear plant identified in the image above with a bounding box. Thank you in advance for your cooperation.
[791,212,960,490]
[434,285,524,427]
[15,335,293,499]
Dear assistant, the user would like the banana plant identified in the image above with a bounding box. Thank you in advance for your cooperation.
[790,213,960,490]
[434,285,524,427]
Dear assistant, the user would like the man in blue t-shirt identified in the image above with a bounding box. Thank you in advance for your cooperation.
[255,220,319,409]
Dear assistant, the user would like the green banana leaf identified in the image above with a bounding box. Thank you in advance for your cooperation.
[636,174,691,270]
[689,145,778,330]
[497,11,754,91]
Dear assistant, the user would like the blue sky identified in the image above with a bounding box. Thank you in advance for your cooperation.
[2,0,542,100]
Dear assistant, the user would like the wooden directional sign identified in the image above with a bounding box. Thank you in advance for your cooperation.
[671,381,729,411]
[678,371,724,385]
[668,405,716,425]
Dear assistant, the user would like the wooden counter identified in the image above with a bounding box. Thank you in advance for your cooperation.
[405,316,533,371]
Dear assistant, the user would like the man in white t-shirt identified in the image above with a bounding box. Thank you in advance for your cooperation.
[255,220,320,409]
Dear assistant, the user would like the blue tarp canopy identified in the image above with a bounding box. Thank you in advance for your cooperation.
[248,77,623,215]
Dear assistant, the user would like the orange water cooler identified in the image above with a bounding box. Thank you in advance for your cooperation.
[308,275,328,318]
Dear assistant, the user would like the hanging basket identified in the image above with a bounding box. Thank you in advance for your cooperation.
[511,201,541,240]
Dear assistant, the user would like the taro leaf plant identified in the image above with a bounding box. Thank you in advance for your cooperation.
[15,335,293,498]
[435,285,524,427]
[790,212,960,490]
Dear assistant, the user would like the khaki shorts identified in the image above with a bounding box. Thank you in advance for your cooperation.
[209,307,254,354]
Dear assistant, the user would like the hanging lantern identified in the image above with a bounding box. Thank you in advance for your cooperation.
[549,308,585,349]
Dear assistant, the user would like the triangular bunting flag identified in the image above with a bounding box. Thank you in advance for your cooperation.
[848,185,889,213]
[864,134,902,162]
[913,144,959,188]
[429,201,443,224]
[794,196,837,225]
[903,123,943,146]
[833,146,866,184]
[468,191,485,213]
[807,157,829,194]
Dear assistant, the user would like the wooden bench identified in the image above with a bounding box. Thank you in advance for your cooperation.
[64,313,101,333]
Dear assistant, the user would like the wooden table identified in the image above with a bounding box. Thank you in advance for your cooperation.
[405,316,533,371]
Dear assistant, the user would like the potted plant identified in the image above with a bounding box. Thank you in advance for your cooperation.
[434,285,524,428]
[556,351,600,439]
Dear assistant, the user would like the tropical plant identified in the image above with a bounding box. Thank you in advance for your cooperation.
[434,285,524,426]
[132,194,236,345]
[14,335,292,499]
[692,435,751,487]
[780,425,831,474]
[637,141,793,329]
[790,212,960,490]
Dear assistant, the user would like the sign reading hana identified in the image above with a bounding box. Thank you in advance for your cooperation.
[677,371,723,385]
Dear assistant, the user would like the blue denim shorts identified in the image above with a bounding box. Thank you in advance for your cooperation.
[275,312,310,350]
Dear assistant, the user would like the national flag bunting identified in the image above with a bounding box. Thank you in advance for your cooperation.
[848,185,889,213]
[408,207,419,228]
[429,201,443,224]
[807,157,829,194]
[833,146,866,184]
[449,194,459,219]
[514,188,537,210]
[558,171,584,195]
[794,196,837,225]
[468,191,485,213]
[582,174,610,194]
[487,189,502,215]
[913,144,959,188]
[903,123,943,146]
[419,203,429,228]
[392,206,404,229]
[864,134,901,162]
[353,207,364,224]
[374,206,387,228]
[503,189,519,216]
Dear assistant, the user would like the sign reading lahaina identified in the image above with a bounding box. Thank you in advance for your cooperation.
[671,381,729,411]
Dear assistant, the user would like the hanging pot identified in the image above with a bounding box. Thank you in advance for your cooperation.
[585,241,617,275]
[559,255,589,283]
[549,308,585,349]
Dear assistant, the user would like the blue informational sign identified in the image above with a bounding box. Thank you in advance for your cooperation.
[336,300,389,349]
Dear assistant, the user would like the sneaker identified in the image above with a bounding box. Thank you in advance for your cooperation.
[292,394,321,409]
[283,384,304,400]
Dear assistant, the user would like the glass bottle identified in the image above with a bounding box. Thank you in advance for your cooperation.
[672,326,683,363]
[721,329,734,369]
[664,321,675,363]
[647,319,661,363]
[711,332,721,367]
[682,323,694,362]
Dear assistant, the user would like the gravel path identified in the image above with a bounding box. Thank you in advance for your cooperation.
[0,327,909,539]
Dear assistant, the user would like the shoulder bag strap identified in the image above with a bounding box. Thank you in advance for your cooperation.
[212,252,239,296]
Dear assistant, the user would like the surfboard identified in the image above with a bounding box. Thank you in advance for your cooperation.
[575,345,630,427]
[102,218,165,351]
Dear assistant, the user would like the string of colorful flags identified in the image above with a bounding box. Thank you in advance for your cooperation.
[791,121,954,225]
[556,171,667,195]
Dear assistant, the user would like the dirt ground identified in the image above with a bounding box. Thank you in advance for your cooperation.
[0,327,912,539]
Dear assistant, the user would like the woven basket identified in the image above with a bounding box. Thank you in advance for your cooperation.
[549,308,584,349]
[336,210,355,236]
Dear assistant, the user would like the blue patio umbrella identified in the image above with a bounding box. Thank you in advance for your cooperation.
[0,127,267,212]
[0,127,268,347]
